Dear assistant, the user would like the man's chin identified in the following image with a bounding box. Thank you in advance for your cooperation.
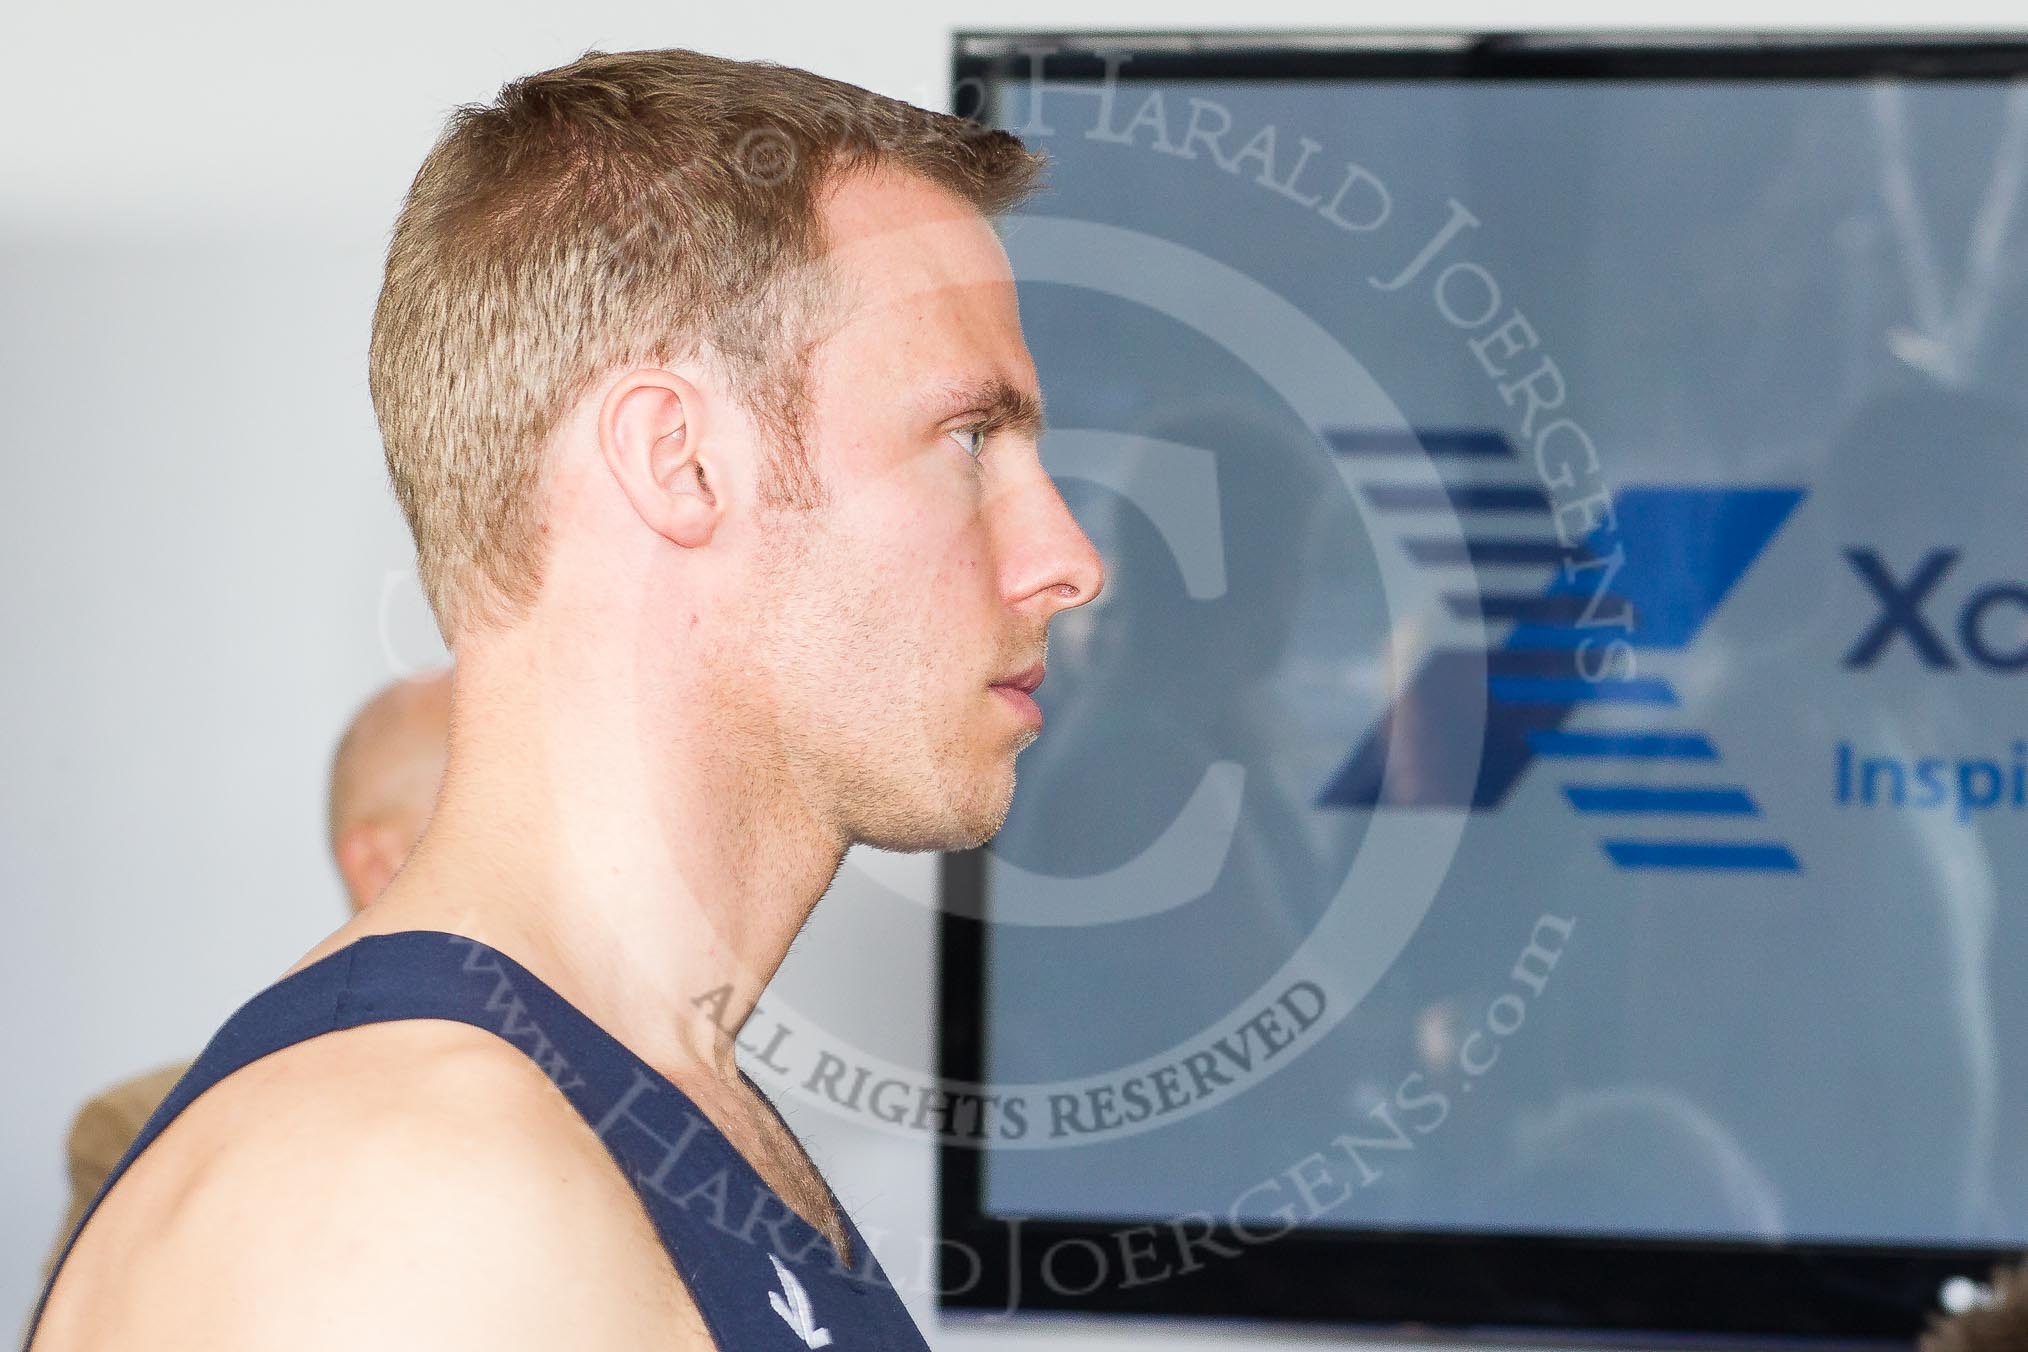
[854,820,1002,855]
[851,777,1015,855]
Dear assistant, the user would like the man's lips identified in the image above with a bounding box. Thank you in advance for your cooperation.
[992,661,1045,694]
[991,681,1044,729]
[991,660,1045,730]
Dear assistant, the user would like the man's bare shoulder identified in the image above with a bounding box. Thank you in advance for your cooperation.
[77,1021,714,1350]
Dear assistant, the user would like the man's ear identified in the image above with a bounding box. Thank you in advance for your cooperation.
[334,821,402,913]
[599,369,722,549]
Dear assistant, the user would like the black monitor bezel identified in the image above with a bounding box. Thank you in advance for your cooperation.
[937,29,2028,1347]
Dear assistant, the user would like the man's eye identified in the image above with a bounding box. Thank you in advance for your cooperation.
[948,423,988,459]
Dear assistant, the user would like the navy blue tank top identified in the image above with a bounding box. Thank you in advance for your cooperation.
[23,929,931,1351]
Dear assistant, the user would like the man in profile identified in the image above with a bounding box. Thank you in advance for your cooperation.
[27,46,1101,1352]
[34,668,451,1291]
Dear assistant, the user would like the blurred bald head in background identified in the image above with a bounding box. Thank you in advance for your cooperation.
[326,667,453,911]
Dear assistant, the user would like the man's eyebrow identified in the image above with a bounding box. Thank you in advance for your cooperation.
[931,375,1047,441]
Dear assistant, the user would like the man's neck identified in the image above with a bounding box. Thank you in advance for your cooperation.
[364,643,849,1096]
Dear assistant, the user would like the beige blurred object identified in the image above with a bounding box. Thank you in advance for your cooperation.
[37,1061,192,1290]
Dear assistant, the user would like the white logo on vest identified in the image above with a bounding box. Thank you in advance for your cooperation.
[767,1253,834,1348]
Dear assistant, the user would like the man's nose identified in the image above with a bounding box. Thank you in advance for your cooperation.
[999,474,1106,617]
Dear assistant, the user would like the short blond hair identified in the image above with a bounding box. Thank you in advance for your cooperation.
[368,47,1048,636]
[1921,1258,2028,1352]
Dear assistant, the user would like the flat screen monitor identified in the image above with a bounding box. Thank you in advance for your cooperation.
[938,29,2028,1346]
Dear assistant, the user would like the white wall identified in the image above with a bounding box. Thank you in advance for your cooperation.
[1,0,2015,1345]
